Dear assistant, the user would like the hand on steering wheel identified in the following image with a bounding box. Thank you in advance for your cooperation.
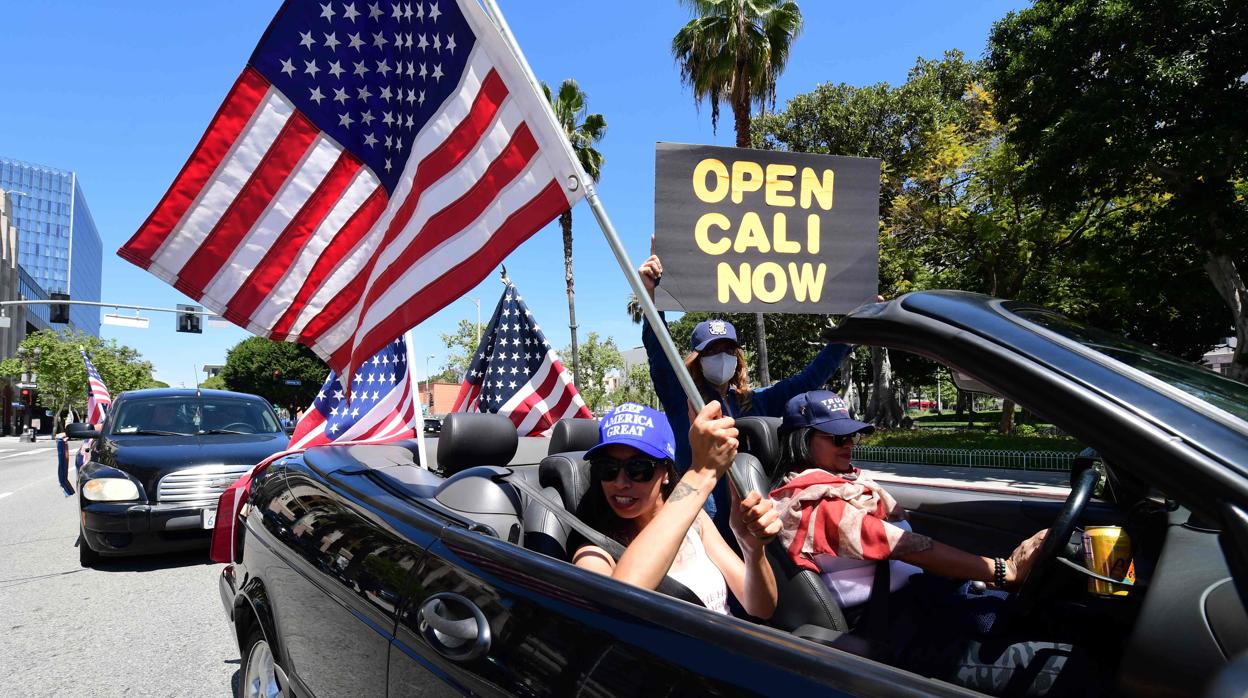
[1013,467,1100,613]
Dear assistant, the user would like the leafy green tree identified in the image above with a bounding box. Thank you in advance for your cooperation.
[542,78,607,388]
[608,363,660,409]
[439,318,481,380]
[567,332,623,413]
[673,0,804,386]
[988,0,1248,380]
[200,375,227,390]
[146,379,170,389]
[0,329,155,430]
[219,337,328,409]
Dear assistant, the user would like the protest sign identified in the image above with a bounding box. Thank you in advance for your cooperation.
[653,143,880,314]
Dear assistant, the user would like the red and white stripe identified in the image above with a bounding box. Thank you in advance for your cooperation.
[120,1,584,381]
[87,379,111,426]
[459,349,591,436]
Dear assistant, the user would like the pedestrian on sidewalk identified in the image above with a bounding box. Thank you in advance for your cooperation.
[55,431,74,496]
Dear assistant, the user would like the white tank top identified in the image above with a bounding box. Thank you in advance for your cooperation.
[666,521,730,615]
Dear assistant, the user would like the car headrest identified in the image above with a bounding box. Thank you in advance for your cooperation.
[549,418,599,455]
[733,452,771,497]
[538,451,592,512]
[736,416,783,478]
[437,413,518,476]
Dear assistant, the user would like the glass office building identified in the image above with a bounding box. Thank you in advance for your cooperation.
[0,157,103,336]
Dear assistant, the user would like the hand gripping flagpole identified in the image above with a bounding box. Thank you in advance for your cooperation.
[479,0,755,496]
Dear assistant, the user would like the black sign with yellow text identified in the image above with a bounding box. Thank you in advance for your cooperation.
[653,142,880,314]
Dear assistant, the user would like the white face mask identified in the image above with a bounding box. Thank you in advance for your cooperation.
[699,353,738,386]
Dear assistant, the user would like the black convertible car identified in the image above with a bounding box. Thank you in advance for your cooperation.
[218,292,1248,697]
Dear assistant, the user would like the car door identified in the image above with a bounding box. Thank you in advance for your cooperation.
[388,524,967,697]
[256,457,428,697]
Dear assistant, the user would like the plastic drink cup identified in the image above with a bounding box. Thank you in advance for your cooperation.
[1082,526,1135,596]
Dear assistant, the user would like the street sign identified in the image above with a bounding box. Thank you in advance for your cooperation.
[16,382,36,389]
[283,379,302,386]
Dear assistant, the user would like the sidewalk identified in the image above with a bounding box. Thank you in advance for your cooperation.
[860,461,1071,499]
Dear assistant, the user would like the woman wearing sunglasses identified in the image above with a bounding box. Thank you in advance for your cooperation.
[770,391,1079,689]
[572,401,781,618]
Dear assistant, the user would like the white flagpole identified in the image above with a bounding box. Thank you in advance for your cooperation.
[404,330,430,470]
[478,0,706,417]
[478,1,758,497]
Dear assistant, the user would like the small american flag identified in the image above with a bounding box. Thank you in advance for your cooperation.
[451,281,591,436]
[119,0,585,385]
[289,333,422,449]
[80,349,112,425]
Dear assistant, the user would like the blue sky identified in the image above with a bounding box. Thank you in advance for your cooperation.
[0,0,1025,388]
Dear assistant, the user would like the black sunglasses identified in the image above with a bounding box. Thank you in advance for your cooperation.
[589,457,662,483]
[819,432,865,447]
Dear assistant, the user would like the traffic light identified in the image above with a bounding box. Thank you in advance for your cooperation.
[20,389,29,398]
[50,293,70,324]
[176,304,203,334]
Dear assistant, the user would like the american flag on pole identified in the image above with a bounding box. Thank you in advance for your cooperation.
[288,332,423,449]
[118,0,586,386]
[80,349,112,425]
[451,281,591,436]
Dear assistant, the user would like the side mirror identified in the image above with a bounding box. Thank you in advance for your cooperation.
[284,425,296,435]
[66,422,100,440]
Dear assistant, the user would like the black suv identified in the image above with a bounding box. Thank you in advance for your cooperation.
[69,388,289,566]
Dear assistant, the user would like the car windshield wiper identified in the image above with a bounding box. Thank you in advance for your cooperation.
[126,429,189,436]
[198,428,252,435]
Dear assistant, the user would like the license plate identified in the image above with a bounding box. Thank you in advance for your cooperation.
[202,508,217,529]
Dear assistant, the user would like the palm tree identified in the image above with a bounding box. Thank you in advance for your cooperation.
[626,293,643,324]
[543,79,606,387]
[672,0,803,385]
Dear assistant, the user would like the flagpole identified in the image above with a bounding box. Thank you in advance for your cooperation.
[404,330,430,470]
[480,0,756,496]
[478,0,706,417]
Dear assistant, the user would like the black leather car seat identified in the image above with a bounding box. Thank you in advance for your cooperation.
[735,417,853,642]
[548,417,599,456]
[437,413,518,475]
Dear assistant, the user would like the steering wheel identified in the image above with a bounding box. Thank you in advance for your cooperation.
[1014,466,1099,614]
[221,422,257,434]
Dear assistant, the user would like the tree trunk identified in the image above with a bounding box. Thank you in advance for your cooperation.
[999,398,1016,434]
[728,93,770,386]
[560,210,579,386]
[955,389,966,420]
[840,352,859,418]
[1203,251,1248,382]
[865,348,905,428]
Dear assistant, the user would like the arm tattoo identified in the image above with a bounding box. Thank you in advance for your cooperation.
[667,482,697,503]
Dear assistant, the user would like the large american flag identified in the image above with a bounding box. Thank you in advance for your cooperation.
[80,350,112,425]
[451,281,591,435]
[119,0,585,386]
[289,333,423,449]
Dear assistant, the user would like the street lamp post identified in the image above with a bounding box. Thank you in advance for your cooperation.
[425,354,436,413]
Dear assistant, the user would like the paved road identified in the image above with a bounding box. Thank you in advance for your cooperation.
[0,438,237,698]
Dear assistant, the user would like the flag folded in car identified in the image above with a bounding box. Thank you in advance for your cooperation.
[118,0,586,385]
[451,280,592,435]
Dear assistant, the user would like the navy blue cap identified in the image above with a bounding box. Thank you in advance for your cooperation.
[584,403,677,461]
[782,390,874,437]
[691,319,738,352]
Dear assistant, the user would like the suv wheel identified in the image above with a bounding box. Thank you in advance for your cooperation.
[77,531,101,568]
[238,626,282,698]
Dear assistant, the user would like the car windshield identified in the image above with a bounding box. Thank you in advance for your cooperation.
[110,397,281,435]
[1008,305,1248,422]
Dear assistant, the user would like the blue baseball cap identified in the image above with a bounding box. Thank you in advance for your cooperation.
[782,390,874,437]
[691,319,738,352]
[584,403,677,461]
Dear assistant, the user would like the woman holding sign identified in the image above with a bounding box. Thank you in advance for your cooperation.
[637,250,851,526]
